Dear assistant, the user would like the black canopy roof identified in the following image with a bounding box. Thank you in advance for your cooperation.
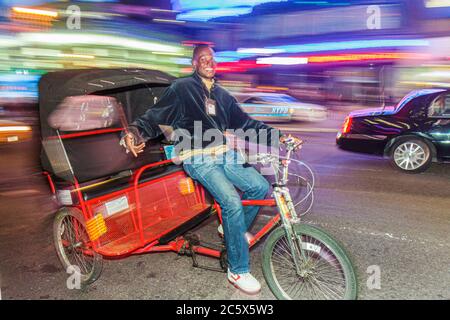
[39,68,174,98]
[38,68,176,138]
[39,68,177,182]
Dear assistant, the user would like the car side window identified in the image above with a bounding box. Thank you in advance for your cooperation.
[396,95,427,118]
[428,94,450,118]
[244,97,264,104]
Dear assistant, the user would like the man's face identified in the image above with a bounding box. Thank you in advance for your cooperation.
[193,47,216,79]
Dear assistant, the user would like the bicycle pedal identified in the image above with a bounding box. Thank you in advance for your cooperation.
[185,240,227,273]
[190,251,227,273]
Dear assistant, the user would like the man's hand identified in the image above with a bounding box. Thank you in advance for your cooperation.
[280,134,303,151]
[124,133,145,157]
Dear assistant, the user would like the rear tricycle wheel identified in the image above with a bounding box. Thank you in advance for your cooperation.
[53,207,103,286]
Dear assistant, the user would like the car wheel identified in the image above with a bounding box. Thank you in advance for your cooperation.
[390,138,432,173]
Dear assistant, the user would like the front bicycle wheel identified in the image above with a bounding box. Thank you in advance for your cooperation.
[262,224,357,300]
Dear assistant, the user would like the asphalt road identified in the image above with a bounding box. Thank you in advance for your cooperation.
[0,124,449,300]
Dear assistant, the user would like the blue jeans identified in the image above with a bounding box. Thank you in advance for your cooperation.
[183,150,270,274]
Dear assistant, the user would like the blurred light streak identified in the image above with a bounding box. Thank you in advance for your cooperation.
[271,39,430,54]
[294,1,329,4]
[416,71,450,78]
[220,80,251,88]
[12,7,58,18]
[0,36,22,48]
[315,2,350,5]
[223,40,431,61]
[182,40,214,47]
[23,62,64,69]
[0,74,41,82]
[181,67,193,73]
[215,57,240,63]
[401,81,450,88]
[151,51,185,56]
[19,33,182,53]
[216,60,271,73]
[176,7,253,21]
[20,47,61,57]
[256,85,289,91]
[237,48,285,55]
[306,52,430,63]
[0,126,32,132]
[0,24,43,32]
[72,11,122,20]
[293,0,350,4]
[215,51,254,62]
[425,0,450,8]
[256,57,308,65]
[172,0,287,11]
[153,19,186,24]
[224,52,430,72]
[59,53,95,59]
[151,8,179,13]
[173,58,191,65]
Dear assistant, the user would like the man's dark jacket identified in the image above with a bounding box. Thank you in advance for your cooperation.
[129,72,281,149]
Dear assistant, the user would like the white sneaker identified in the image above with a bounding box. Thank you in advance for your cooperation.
[227,269,261,295]
[218,224,254,244]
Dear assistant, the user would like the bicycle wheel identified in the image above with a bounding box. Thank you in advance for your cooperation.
[53,207,103,286]
[262,224,357,300]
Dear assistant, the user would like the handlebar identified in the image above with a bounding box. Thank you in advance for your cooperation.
[250,138,303,166]
[283,136,304,151]
[248,139,315,217]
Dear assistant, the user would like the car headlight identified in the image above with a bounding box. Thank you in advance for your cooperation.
[288,108,294,114]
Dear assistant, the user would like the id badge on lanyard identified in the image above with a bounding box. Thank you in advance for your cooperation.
[205,97,216,116]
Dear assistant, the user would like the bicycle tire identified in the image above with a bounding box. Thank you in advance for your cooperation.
[53,207,103,286]
[262,224,357,300]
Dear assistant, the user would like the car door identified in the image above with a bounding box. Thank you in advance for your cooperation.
[426,92,450,160]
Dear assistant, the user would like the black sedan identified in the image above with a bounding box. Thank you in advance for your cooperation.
[336,89,450,173]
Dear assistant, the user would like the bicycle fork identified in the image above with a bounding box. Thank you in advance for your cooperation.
[273,187,307,276]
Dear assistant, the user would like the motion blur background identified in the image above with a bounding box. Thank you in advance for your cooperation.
[0,1,449,300]
[0,0,449,125]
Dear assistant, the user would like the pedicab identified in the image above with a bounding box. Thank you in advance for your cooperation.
[39,68,357,300]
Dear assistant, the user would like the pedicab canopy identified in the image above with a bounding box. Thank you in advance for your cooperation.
[39,68,176,183]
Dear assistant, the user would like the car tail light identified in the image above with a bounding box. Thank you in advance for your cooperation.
[342,116,352,133]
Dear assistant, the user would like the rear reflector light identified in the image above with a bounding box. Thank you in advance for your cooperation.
[86,214,107,241]
[342,116,352,133]
[179,177,195,195]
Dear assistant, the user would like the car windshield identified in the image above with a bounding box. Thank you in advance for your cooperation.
[260,94,298,103]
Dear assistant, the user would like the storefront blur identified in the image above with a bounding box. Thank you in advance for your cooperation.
[174,0,450,108]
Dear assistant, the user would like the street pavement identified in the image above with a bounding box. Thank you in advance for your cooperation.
[0,114,449,300]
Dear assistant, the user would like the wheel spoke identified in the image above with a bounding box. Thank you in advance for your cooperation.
[394,141,430,171]
[56,213,97,280]
[398,159,407,169]
[312,276,344,299]
[268,230,349,300]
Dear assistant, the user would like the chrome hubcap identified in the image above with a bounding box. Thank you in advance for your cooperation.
[394,142,428,170]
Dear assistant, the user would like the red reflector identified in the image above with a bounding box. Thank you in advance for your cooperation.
[342,116,352,133]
